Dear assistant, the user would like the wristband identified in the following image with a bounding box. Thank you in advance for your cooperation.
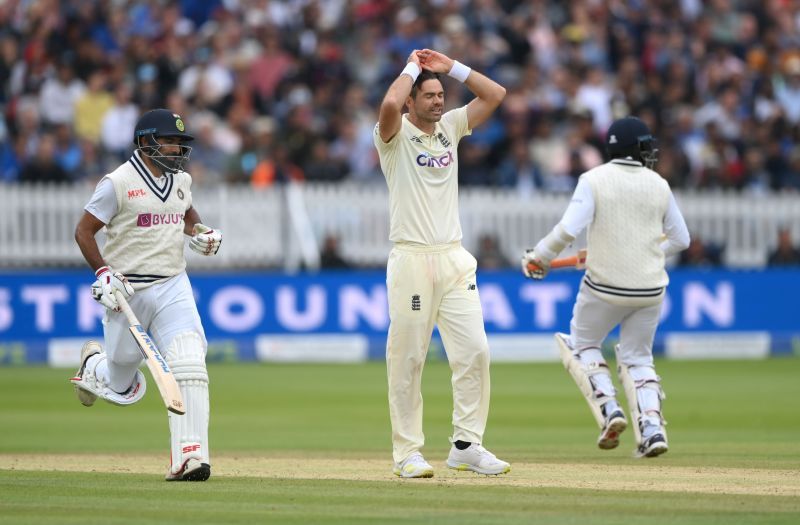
[447,60,471,83]
[401,62,421,83]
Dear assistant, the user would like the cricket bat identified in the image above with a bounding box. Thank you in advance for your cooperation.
[527,248,587,272]
[114,290,185,415]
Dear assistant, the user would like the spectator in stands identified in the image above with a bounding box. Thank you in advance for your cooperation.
[74,70,114,144]
[38,56,85,127]
[767,227,800,266]
[19,133,70,183]
[678,236,723,267]
[476,234,511,270]
[319,234,350,269]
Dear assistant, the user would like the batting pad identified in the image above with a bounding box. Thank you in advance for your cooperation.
[616,351,666,446]
[555,333,616,428]
[71,353,147,406]
[163,332,209,472]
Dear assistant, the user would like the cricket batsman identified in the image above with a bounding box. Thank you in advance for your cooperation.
[522,116,690,457]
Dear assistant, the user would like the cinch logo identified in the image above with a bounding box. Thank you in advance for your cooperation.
[416,151,454,168]
[127,189,147,199]
[137,213,184,227]
[182,444,201,454]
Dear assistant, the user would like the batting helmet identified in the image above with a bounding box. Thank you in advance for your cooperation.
[133,109,194,173]
[605,116,658,169]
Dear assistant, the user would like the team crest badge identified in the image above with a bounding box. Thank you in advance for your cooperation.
[175,118,185,132]
[177,189,185,200]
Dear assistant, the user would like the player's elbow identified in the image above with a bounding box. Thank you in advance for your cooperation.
[381,93,405,113]
[487,85,507,107]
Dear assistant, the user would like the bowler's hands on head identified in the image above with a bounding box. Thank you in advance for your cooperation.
[417,49,453,74]
[408,49,422,67]
[521,249,550,280]
[91,266,134,312]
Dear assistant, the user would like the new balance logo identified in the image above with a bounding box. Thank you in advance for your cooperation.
[411,294,421,311]
[467,283,476,291]
[410,135,423,143]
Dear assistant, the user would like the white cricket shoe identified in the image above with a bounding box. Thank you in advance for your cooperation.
[635,423,668,458]
[71,341,102,407]
[597,408,627,450]
[447,443,510,475]
[393,453,434,478]
[165,457,211,481]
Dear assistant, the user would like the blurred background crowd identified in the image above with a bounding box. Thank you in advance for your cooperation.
[3,0,800,194]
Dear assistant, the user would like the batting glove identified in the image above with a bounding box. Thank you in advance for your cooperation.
[189,223,222,256]
[91,266,134,312]
[521,249,550,280]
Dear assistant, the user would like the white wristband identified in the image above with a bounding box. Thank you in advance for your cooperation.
[401,62,421,83]
[447,60,471,83]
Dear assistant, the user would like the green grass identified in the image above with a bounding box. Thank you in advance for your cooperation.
[1,359,799,524]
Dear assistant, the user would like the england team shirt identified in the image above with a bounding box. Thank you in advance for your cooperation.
[374,106,471,246]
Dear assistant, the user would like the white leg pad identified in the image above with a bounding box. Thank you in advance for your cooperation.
[555,333,617,428]
[163,332,210,473]
[616,352,666,446]
[70,351,147,406]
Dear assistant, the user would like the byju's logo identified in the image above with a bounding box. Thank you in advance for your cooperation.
[137,213,184,227]
[416,151,454,168]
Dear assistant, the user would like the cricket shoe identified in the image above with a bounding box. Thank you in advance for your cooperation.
[635,428,668,458]
[446,444,510,475]
[597,409,627,450]
[166,458,211,481]
[71,341,102,407]
[393,453,434,478]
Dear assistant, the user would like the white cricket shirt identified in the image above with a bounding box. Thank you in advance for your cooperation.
[374,106,471,245]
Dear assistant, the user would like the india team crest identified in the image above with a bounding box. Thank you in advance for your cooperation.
[175,118,185,132]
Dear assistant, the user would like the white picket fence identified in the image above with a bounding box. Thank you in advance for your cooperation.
[1,182,798,269]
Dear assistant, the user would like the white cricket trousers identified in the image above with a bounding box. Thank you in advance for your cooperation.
[99,272,206,392]
[386,242,491,464]
[569,281,663,367]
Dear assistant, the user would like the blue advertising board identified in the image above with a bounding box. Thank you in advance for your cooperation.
[0,269,797,365]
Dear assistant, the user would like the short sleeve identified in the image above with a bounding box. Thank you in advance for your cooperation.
[440,106,471,142]
[84,178,118,224]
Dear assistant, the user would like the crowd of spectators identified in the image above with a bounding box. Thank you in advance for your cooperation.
[3,0,800,194]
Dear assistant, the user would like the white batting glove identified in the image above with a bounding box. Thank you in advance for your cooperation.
[189,223,222,256]
[91,266,134,312]
[521,249,550,280]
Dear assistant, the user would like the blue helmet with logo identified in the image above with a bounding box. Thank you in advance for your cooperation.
[606,116,658,169]
[133,109,194,173]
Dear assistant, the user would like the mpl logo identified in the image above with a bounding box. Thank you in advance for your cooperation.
[137,213,152,227]
[416,150,454,168]
[127,188,147,200]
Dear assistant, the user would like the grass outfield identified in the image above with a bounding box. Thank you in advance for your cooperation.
[1,359,799,524]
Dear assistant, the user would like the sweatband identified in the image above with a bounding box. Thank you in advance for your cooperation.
[401,62,421,83]
[447,60,471,83]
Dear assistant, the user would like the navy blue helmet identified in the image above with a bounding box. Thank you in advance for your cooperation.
[606,116,658,169]
[133,109,194,173]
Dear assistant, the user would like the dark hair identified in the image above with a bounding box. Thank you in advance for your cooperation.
[411,71,442,99]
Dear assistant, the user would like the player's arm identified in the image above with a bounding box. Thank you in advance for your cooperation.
[522,178,594,279]
[75,211,107,272]
[417,49,506,130]
[660,193,690,257]
[378,50,422,143]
